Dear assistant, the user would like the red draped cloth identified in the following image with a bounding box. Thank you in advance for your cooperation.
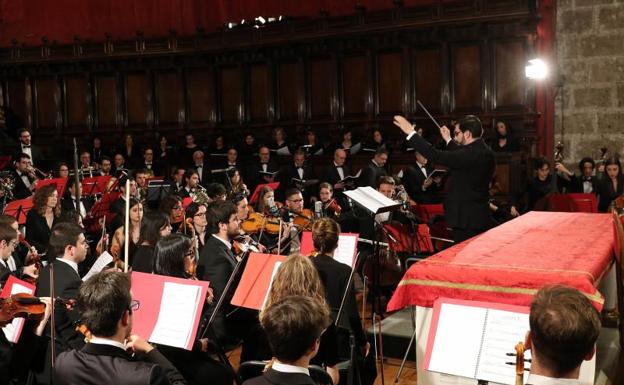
[387,212,615,312]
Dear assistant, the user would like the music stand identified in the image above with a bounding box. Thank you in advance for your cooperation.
[249,182,280,205]
[81,175,112,196]
[146,180,171,209]
[35,177,68,197]
[3,197,34,225]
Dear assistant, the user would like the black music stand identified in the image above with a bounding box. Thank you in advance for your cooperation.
[146,180,171,209]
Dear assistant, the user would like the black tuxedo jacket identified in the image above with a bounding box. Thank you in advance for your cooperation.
[596,175,624,212]
[279,163,317,201]
[408,134,495,232]
[0,262,11,286]
[191,164,212,187]
[563,174,598,194]
[357,161,387,188]
[247,159,280,191]
[54,343,186,385]
[14,144,42,165]
[312,254,366,347]
[25,210,54,257]
[243,368,315,385]
[11,169,34,200]
[323,164,352,188]
[403,163,440,204]
[61,196,94,217]
[137,161,163,177]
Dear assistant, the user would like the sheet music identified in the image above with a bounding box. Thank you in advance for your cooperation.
[344,186,400,214]
[276,147,291,156]
[149,282,202,349]
[261,261,282,310]
[334,235,358,268]
[476,309,530,385]
[82,251,114,281]
[427,303,487,378]
[2,283,34,343]
[350,143,362,154]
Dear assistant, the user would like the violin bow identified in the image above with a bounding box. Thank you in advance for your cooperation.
[416,100,442,130]
[123,179,130,273]
[49,263,56,384]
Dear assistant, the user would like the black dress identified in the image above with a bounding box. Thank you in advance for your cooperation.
[25,210,54,259]
[132,244,155,273]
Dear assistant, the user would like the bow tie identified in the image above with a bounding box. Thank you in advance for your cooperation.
[196,164,203,168]
[297,167,303,171]
[22,145,31,149]
[583,177,592,182]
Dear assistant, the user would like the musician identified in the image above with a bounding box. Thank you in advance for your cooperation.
[206,182,227,202]
[490,120,519,153]
[35,222,89,384]
[54,270,187,385]
[110,177,138,231]
[254,185,277,215]
[299,129,323,156]
[99,156,112,176]
[0,223,19,285]
[192,150,210,186]
[525,285,600,384]
[279,150,317,204]
[335,128,360,155]
[246,295,332,385]
[158,134,176,170]
[317,183,341,220]
[152,234,232,385]
[11,153,37,199]
[179,133,200,168]
[224,147,239,169]
[169,167,186,194]
[0,214,39,281]
[26,184,60,258]
[268,127,291,154]
[79,151,93,175]
[159,195,184,232]
[112,153,126,175]
[61,181,94,221]
[134,169,149,201]
[138,147,162,176]
[324,149,352,194]
[281,188,307,251]
[198,200,257,359]
[357,148,388,188]
[15,128,42,166]
[132,211,172,273]
[110,198,143,266]
[595,156,624,212]
[249,146,279,192]
[310,218,370,379]
[90,136,105,166]
[238,132,259,167]
[56,162,70,178]
[556,157,598,194]
[394,114,495,243]
[209,133,228,157]
[184,203,207,251]
[178,169,200,199]
[520,157,560,212]
[226,168,249,199]
[403,151,442,204]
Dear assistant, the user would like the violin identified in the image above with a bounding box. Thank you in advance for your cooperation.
[233,235,261,256]
[241,212,281,234]
[323,199,342,216]
[292,209,314,230]
[18,234,42,284]
[0,293,46,327]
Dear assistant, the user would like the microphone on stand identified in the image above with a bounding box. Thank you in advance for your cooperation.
[314,201,323,219]
[267,197,280,217]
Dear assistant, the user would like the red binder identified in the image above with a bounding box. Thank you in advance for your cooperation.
[231,252,286,310]
[35,177,68,197]
[1,276,36,343]
[81,175,112,196]
[249,182,280,205]
[3,197,34,225]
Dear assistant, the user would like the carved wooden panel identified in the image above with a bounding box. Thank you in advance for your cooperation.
[414,47,443,113]
[35,77,59,131]
[278,61,299,121]
[377,52,403,114]
[342,55,368,116]
[6,79,29,128]
[186,68,214,124]
[249,63,270,122]
[493,40,526,110]
[308,58,333,118]
[157,72,182,125]
[220,66,242,124]
[64,75,89,128]
[126,73,149,126]
[452,44,482,112]
[95,75,117,129]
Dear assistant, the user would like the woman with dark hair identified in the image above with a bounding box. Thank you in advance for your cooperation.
[118,133,139,168]
[238,132,258,167]
[56,162,70,178]
[225,168,249,199]
[491,121,519,152]
[364,128,391,154]
[159,194,184,232]
[335,128,360,155]
[300,129,323,156]
[132,211,172,273]
[596,156,624,212]
[268,127,290,154]
[26,183,60,257]
[185,202,207,254]
[157,133,176,171]
[110,198,143,267]
[152,234,232,385]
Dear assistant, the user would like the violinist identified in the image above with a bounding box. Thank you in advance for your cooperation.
[132,211,172,273]
[0,223,20,286]
[26,184,61,259]
[159,194,184,232]
[0,215,39,283]
[54,271,188,385]
[318,183,342,219]
[280,188,311,255]
[35,222,89,384]
[109,177,137,231]
[185,202,207,253]
[232,194,267,254]
[151,234,232,385]
[110,198,143,267]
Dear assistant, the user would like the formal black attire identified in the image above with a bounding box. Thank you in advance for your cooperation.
[192,163,211,187]
[132,244,155,273]
[407,134,495,243]
[324,163,352,190]
[11,169,35,200]
[54,342,187,385]
[61,196,94,219]
[243,368,315,385]
[561,174,598,194]
[90,147,105,165]
[247,159,280,193]
[278,163,317,203]
[403,163,441,204]
[138,160,163,177]
[25,210,54,258]
[490,137,519,152]
[357,160,387,188]
[523,175,558,211]
[596,175,624,212]
[14,143,43,165]
[178,145,200,168]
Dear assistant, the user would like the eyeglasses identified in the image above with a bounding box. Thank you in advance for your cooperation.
[128,300,140,312]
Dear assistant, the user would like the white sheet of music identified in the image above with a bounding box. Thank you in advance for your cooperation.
[82,251,114,281]
[334,235,358,268]
[150,282,202,349]
[2,282,34,343]
[261,261,282,310]
[344,186,398,214]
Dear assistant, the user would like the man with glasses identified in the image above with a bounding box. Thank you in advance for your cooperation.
[0,223,19,286]
[394,114,495,243]
[54,271,186,385]
[248,146,279,193]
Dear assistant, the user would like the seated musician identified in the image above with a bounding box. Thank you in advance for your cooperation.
[35,222,89,384]
[517,157,560,212]
[98,156,112,176]
[525,285,600,384]
[61,181,94,222]
[278,150,317,204]
[226,168,250,199]
[403,151,443,204]
[54,271,187,385]
[56,162,70,178]
[595,156,624,212]
[110,198,143,267]
[133,169,149,201]
[112,153,126,175]
[168,166,186,194]
[132,210,172,273]
[375,176,408,225]
[192,150,210,187]
[184,202,208,254]
[151,234,232,385]
[555,157,598,194]
[198,200,258,361]
[310,218,370,378]
[79,151,93,176]
[138,146,162,176]
[244,296,332,385]
[248,146,279,192]
[178,169,200,199]
[11,153,37,200]
[317,183,342,219]
[160,194,184,232]
[206,182,227,202]
[280,188,308,255]
[26,184,61,259]
[0,214,39,281]
[357,148,388,188]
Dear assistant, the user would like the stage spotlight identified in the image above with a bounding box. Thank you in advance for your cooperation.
[525,58,548,80]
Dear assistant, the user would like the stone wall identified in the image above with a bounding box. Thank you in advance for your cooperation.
[556,0,624,168]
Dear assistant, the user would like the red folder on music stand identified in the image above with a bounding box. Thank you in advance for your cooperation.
[81,175,111,196]
[35,177,68,197]
[249,182,280,205]
[231,252,286,310]
[1,275,36,343]
[3,197,33,225]
[131,272,210,350]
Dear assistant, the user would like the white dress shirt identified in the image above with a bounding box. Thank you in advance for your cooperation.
[56,258,79,275]
[89,337,127,351]
[272,361,310,376]
[526,374,580,385]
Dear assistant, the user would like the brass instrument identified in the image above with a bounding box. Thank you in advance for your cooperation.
[554,142,564,163]
[193,184,210,205]
[27,165,50,179]
[0,173,15,201]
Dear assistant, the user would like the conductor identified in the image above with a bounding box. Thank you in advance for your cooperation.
[393,115,495,243]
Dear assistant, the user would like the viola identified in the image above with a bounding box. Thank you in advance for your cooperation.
[241,212,281,234]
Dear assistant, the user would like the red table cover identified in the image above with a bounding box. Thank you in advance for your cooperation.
[387,212,615,312]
